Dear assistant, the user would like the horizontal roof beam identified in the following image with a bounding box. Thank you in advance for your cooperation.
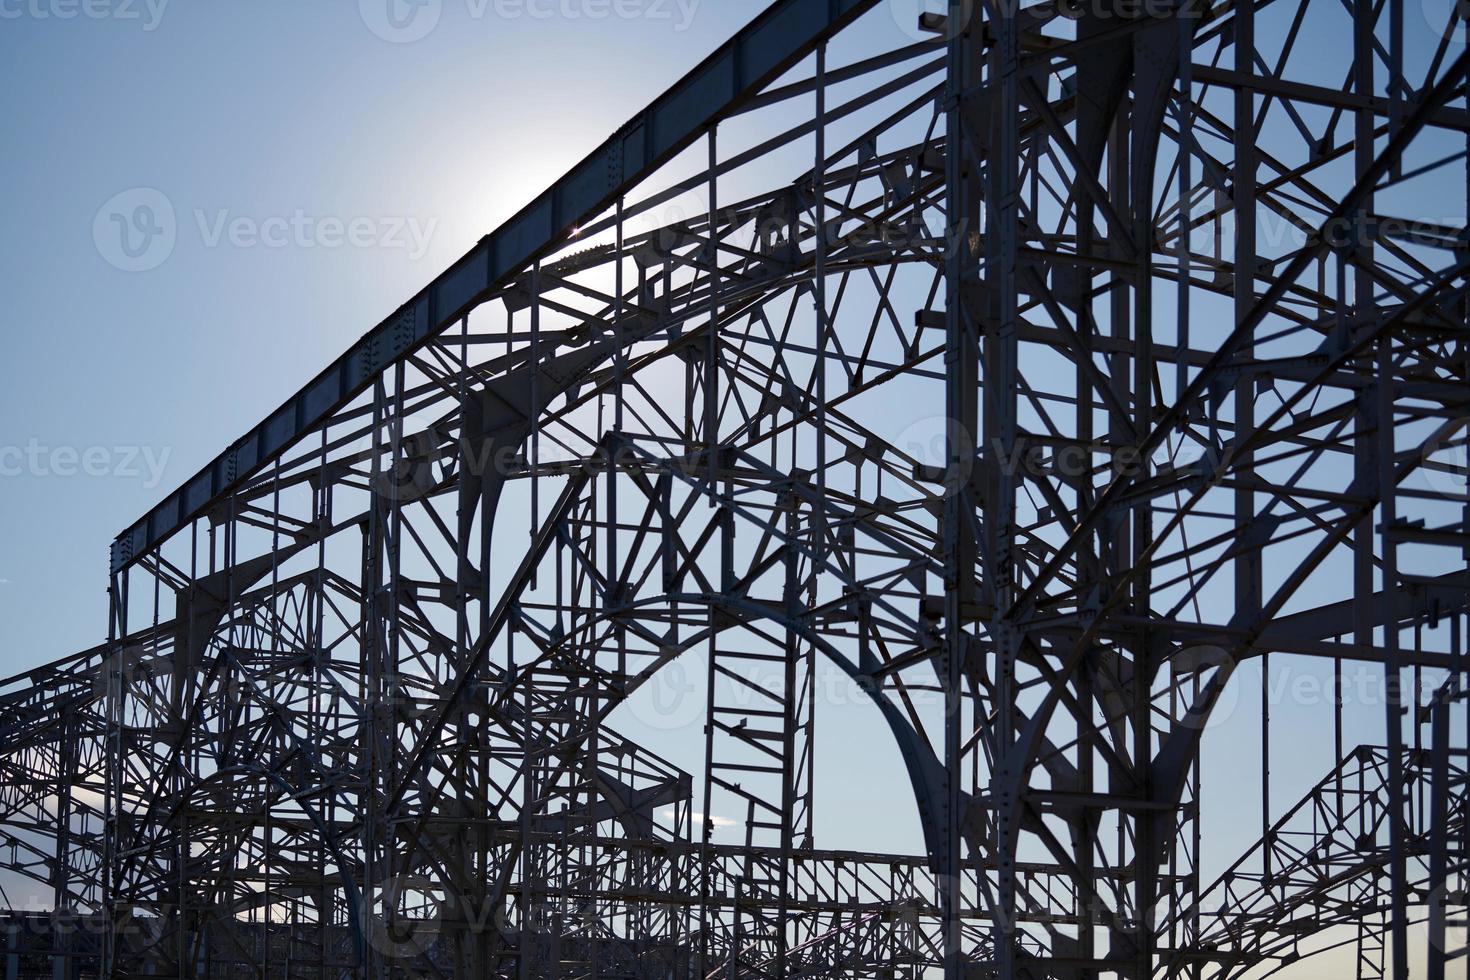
[111,0,879,575]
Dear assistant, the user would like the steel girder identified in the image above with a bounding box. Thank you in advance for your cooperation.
[1,0,1468,978]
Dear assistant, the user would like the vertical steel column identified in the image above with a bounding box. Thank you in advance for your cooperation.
[985,0,1020,974]
[1175,28,1202,976]
[101,567,126,979]
[311,426,331,980]
[696,122,724,980]
[777,496,802,979]
[1232,0,1265,896]
[942,2,982,977]
[1353,0,1409,972]
[813,45,829,564]
[1378,338,1410,980]
[360,375,398,979]
[451,310,489,977]
[50,708,73,980]
[1128,8,1161,975]
[706,125,721,491]
[261,459,283,980]
[1427,693,1450,980]
[518,634,534,980]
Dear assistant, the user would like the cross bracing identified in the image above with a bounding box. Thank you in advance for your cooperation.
[2,0,1469,977]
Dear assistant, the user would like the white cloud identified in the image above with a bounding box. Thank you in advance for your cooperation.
[661,808,736,829]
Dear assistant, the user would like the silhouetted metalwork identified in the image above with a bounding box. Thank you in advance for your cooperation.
[3,0,1468,976]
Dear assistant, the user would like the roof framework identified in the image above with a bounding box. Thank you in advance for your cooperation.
[2,0,1469,977]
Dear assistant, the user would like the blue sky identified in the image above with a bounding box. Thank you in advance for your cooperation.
[0,0,760,672]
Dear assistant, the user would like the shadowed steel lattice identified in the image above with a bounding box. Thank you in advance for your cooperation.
[2,0,1468,977]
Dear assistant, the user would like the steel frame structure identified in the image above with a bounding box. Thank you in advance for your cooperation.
[3,0,1470,977]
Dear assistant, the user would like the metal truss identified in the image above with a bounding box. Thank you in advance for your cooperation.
[3,0,1469,977]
